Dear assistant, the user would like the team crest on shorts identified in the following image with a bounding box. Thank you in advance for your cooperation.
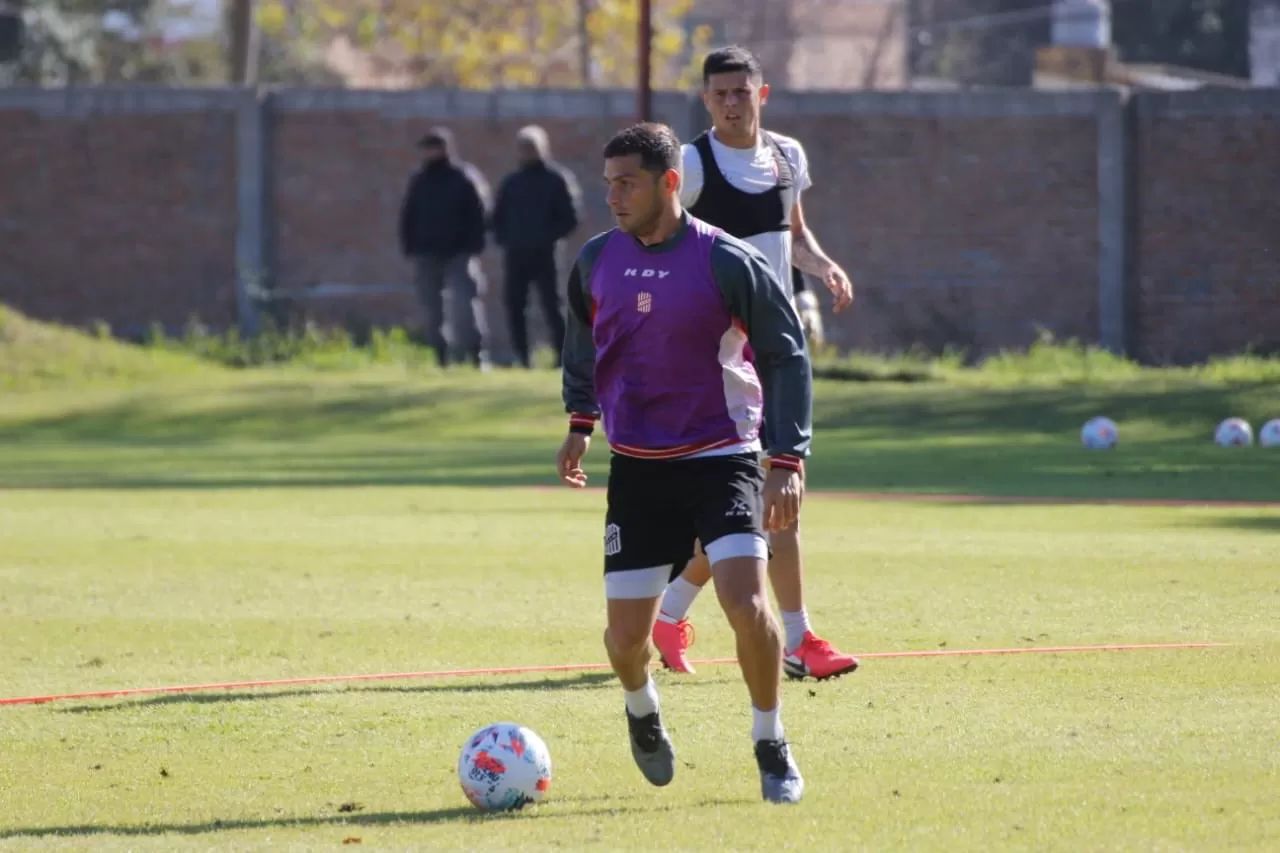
[604,523,622,556]
[636,292,652,313]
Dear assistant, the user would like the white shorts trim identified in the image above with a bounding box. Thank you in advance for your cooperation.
[685,439,761,459]
[704,532,768,566]
[604,565,672,600]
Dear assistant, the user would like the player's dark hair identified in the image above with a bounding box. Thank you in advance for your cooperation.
[702,45,763,84]
[602,122,681,175]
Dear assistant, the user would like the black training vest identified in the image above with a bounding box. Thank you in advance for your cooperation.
[686,131,796,240]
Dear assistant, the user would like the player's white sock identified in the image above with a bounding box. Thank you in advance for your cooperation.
[624,677,660,717]
[752,704,785,742]
[781,608,811,653]
[656,577,701,624]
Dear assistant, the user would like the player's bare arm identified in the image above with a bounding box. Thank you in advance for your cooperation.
[763,464,803,533]
[789,198,854,312]
[556,433,590,488]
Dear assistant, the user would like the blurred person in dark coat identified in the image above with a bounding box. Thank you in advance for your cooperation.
[490,125,581,368]
[399,127,492,369]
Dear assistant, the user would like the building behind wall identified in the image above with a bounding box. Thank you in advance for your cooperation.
[1254,0,1280,86]
[688,0,908,90]
[1034,0,1254,91]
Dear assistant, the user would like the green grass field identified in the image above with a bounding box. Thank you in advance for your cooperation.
[1,316,1279,850]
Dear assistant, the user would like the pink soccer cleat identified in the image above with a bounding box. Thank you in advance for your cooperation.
[783,632,859,681]
[652,618,697,674]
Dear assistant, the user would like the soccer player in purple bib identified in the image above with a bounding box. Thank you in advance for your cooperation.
[555,122,812,804]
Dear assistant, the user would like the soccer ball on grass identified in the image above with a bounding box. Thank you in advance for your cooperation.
[457,723,552,811]
[1081,416,1118,449]
[1259,419,1280,448]
[1213,418,1253,447]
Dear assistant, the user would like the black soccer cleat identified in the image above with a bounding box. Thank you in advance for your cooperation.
[755,738,804,804]
[626,709,676,787]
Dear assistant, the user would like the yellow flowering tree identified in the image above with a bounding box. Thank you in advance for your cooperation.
[256,0,711,89]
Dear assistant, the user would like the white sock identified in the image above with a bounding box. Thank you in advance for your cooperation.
[752,704,785,742]
[624,678,660,717]
[656,577,702,624]
[781,609,811,653]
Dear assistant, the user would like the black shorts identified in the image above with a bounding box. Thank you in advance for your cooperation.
[602,452,769,599]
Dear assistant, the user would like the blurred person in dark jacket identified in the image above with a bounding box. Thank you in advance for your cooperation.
[399,127,492,369]
[490,125,581,368]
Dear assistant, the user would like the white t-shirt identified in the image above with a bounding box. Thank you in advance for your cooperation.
[679,129,812,298]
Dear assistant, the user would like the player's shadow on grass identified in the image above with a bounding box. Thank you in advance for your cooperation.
[1182,514,1280,534]
[0,809,482,840]
[0,796,754,841]
[55,670,737,715]
[54,672,626,714]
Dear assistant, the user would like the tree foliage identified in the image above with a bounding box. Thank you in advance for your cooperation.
[255,0,711,89]
[1,0,224,84]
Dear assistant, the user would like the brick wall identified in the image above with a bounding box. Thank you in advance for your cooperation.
[0,89,241,335]
[761,93,1105,356]
[1,86,1278,364]
[1131,91,1280,363]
